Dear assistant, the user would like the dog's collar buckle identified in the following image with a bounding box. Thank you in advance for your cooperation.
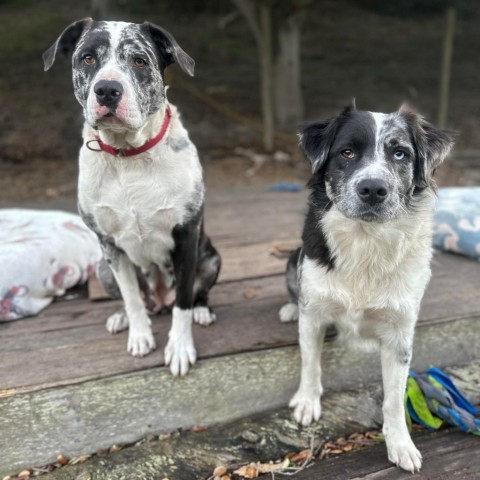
[86,105,172,158]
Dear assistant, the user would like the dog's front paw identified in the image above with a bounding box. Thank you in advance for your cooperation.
[289,390,322,426]
[386,438,422,473]
[106,311,129,333]
[164,334,197,376]
[193,306,216,326]
[127,323,156,357]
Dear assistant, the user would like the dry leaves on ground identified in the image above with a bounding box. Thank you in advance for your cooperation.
[217,430,382,479]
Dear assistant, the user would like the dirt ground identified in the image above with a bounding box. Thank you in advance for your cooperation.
[0,0,479,205]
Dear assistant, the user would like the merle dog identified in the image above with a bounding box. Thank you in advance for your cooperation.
[43,19,221,376]
[279,102,454,472]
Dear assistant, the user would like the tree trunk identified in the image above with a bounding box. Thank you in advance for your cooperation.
[259,2,275,151]
[273,12,304,129]
[437,6,456,129]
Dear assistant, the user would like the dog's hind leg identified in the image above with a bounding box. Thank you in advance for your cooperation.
[193,232,221,326]
[279,247,301,322]
[379,317,422,473]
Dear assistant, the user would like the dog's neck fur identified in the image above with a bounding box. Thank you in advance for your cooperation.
[321,190,435,280]
[83,103,171,150]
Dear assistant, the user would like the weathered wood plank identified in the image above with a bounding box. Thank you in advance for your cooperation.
[1,251,480,392]
[204,188,307,247]
[2,360,479,478]
[0,296,296,390]
[294,429,480,479]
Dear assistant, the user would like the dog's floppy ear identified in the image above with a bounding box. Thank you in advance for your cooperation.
[299,101,355,173]
[43,18,93,71]
[399,104,455,188]
[143,22,195,77]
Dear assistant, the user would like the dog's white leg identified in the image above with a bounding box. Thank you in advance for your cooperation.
[164,219,200,376]
[165,306,197,376]
[380,328,422,473]
[108,253,156,357]
[290,304,326,426]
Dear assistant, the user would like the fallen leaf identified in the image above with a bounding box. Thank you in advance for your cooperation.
[57,454,69,466]
[213,466,227,477]
[233,465,257,478]
[190,425,208,432]
[243,287,259,299]
[290,449,311,463]
[69,455,91,465]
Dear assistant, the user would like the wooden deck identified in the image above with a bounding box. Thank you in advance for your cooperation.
[295,429,480,479]
[1,187,480,476]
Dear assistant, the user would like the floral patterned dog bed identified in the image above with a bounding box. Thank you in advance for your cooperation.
[0,209,102,321]
[433,187,480,261]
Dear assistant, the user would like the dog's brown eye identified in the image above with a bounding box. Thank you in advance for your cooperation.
[134,58,146,68]
[341,149,355,159]
[83,55,95,65]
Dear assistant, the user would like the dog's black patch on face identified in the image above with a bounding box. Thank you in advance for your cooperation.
[324,111,377,201]
[400,106,455,193]
[117,25,166,117]
[72,24,110,107]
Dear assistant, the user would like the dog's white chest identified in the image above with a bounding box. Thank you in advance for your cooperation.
[79,146,201,268]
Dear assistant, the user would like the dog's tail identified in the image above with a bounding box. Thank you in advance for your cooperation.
[278,247,301,323]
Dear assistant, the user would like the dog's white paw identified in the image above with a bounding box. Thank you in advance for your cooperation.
[279,302,299,323]
[289,390,322,426]
[193,306,216,326]
[127,323,156,357]
[165,334,197,376]
[386,438,422,473]
[106,311,129,333]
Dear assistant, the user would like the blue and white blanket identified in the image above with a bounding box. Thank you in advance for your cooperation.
[433,187,480,262]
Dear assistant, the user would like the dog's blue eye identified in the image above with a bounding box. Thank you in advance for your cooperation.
[341,149,355,159]
[394,150,406,160]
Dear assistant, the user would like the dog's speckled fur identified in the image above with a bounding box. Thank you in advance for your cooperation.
[280,103,454,473]
[44,19,220,376]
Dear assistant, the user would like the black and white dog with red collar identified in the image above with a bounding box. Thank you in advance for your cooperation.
[279,103,454,472]
[43,19,221,376]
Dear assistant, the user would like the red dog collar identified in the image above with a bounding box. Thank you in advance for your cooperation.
[86,105,172,157]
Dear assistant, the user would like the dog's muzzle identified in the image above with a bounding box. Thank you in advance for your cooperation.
[94,80,123,111]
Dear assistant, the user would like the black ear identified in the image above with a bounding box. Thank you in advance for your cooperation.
[42,18,93,71]
[143,22,194,77]
[399,104,455,188]
[298,102,356,173]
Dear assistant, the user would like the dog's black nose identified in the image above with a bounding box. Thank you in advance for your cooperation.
[94,80,123,109]
[356,179,389,205]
